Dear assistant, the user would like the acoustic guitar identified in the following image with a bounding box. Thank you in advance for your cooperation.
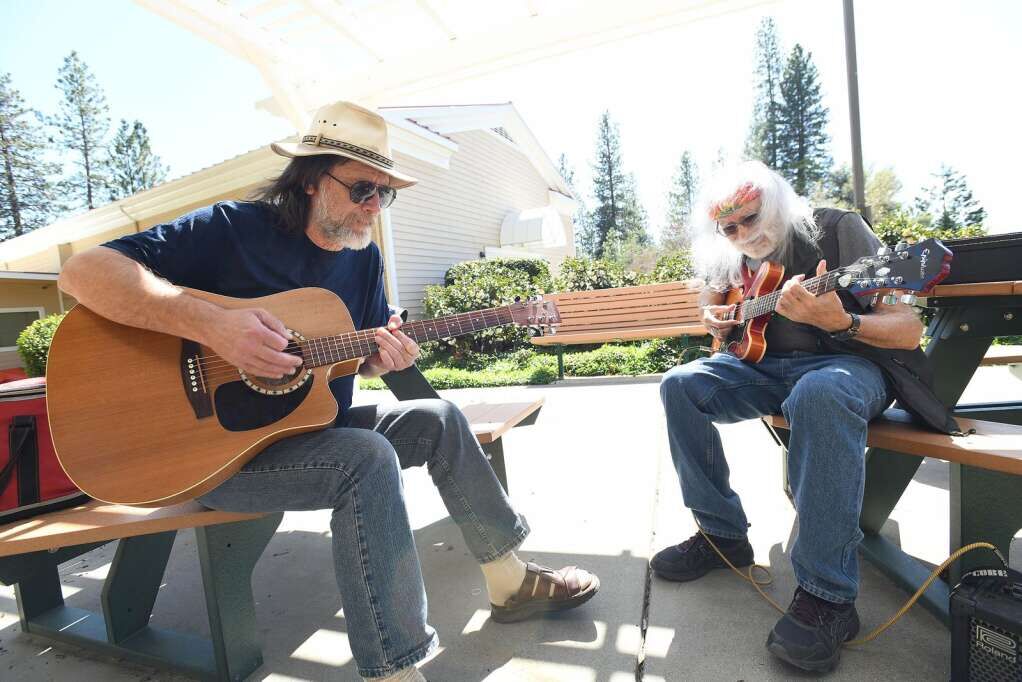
[45,287,561,507]
[712,238,952,362]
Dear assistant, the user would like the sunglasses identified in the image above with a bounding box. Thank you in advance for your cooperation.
[325,172,397,209]
[716,212,759,237]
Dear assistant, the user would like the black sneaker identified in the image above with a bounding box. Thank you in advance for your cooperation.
[650,531,754,582]
[766,587,860,673]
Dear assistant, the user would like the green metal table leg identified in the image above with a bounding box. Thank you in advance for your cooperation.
[481,438,509,494]
[197,512,283,682]
[101,530,176,643]
[556,345,565,380]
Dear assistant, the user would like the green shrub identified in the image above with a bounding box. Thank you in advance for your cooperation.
[872,210,986,248]
[444,258,551,291]
[16,313,65,377]
[647,250,695,283]
[423,258,550,356]
[553,257,640,292]
[360,353,557,390]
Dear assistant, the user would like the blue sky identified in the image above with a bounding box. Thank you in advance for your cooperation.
[2,0,1020,236]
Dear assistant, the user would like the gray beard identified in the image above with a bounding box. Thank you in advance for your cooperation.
[311,201,373,250]
[320,222,372,250]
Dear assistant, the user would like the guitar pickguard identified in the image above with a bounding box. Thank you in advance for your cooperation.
[214,376,316,432]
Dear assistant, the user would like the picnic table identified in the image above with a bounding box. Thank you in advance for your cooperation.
[857,280,1022,622]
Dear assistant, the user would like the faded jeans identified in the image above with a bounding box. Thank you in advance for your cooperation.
[659,351,889,603]
[198,398,530,678]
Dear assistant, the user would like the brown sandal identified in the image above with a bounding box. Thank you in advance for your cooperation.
[490,562,600,623]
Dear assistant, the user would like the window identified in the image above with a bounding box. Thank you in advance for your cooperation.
[0,308,45,352]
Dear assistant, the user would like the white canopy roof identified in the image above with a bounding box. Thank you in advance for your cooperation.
[136,0,777,128]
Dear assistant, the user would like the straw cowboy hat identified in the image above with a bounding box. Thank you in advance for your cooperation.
[271,101,418,189]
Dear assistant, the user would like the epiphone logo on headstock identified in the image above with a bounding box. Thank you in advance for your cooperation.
[919,247,930,279]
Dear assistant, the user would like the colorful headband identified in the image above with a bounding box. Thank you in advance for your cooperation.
[708,183,762,221]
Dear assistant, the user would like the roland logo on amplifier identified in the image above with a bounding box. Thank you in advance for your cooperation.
[974,623,1018,664]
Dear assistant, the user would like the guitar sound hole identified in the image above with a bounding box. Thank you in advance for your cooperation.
[213,375,315,432]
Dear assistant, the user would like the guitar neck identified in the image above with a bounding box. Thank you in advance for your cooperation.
[300,306,515,367]
[738,270,845,321]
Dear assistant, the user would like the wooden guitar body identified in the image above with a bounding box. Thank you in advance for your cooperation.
[714,261,786,362]
[46,287,360,507]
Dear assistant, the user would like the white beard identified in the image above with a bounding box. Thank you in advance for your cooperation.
[735,225,782,260]
[312,201,373,250]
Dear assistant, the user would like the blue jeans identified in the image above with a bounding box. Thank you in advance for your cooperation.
[198,398,529,678]
[659,352,889,603]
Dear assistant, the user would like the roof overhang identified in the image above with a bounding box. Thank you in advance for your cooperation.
[136,0,777,127]
[0,120,456,264]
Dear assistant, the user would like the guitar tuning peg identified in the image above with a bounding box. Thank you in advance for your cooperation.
[895,241,909,253]
[881,294,899,305]
[876,245,890,256]
[900,293,919,306]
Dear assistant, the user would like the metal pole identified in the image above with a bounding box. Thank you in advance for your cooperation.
[843,0,869,221]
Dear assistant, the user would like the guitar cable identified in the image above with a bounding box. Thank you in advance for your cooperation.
[697,529,1007,645]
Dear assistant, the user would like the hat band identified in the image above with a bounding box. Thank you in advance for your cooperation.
[301,135,394,169]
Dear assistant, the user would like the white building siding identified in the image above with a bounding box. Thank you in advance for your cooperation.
[390,130,552,319]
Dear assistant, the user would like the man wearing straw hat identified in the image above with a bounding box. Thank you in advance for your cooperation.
[58,101,599,681]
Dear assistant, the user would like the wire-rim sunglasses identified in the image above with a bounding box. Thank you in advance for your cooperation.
[325,172,397,209]
[716,212,759,237]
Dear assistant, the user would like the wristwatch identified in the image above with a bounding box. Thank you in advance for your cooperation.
[830,312,861,341]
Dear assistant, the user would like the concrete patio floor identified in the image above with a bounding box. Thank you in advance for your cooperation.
[2,362,1019,681]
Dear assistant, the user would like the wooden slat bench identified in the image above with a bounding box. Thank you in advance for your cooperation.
[532,281,708,378]
[0,501,282,681]
[764,409,1022,623]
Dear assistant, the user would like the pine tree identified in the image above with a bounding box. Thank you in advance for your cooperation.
[52,51,110,210]
[662,150,699,252]
[745,17,784,169]
[776,44,831,195]
[914,165,986,231]
[557,152,597,257]
[589,111,648,258]
[0,73,60,240]
[108,120,168,200]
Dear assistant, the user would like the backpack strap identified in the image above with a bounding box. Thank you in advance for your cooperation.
[1,416,39,505]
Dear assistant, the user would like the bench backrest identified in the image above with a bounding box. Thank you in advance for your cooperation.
[534,281,706,345]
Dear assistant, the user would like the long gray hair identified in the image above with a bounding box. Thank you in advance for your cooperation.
[692,161,819,291]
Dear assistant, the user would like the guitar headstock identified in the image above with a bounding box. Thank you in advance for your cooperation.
[839,238,953,297]
[509,297,561,336]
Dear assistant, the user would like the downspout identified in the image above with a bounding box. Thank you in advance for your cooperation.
[380,207,400,306]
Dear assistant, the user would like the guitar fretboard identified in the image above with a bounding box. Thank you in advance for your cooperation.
[298,306,515,367]
[735,270,844,321]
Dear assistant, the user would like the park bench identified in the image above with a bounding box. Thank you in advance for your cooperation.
[0,365,540,680]
[532,281,708,378]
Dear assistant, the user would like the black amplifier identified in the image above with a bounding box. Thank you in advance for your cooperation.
[951,567,1022,681]
[940,232,1022,285]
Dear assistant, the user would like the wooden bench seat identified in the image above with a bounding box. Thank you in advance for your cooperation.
[0,500,262,558]
[980,345,1022,367]
[531,281,707,378]
[764,411,1022,475]
[0,500,282,681]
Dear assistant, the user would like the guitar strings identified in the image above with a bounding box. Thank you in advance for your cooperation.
[189,308,511,369]
[192,310,513,375]
[188,307,518,382]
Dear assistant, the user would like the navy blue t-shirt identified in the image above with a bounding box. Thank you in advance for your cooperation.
[103,201,389,420]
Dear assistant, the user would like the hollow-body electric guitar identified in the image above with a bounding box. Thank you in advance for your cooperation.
[45,287,560,507]
[712,238,952,362]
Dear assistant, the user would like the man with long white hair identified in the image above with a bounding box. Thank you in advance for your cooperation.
[652,161,943,673]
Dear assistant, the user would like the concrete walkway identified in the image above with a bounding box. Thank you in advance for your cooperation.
[2,364,1019,681]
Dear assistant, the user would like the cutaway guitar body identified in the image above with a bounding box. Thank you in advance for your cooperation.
[46,288,355,507]
[714,262,786,363]
[45,288,562,507]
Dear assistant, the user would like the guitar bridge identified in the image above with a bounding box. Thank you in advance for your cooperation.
[181,340,213,419]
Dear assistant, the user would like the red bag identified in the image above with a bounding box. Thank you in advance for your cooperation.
[0,377,88,523]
